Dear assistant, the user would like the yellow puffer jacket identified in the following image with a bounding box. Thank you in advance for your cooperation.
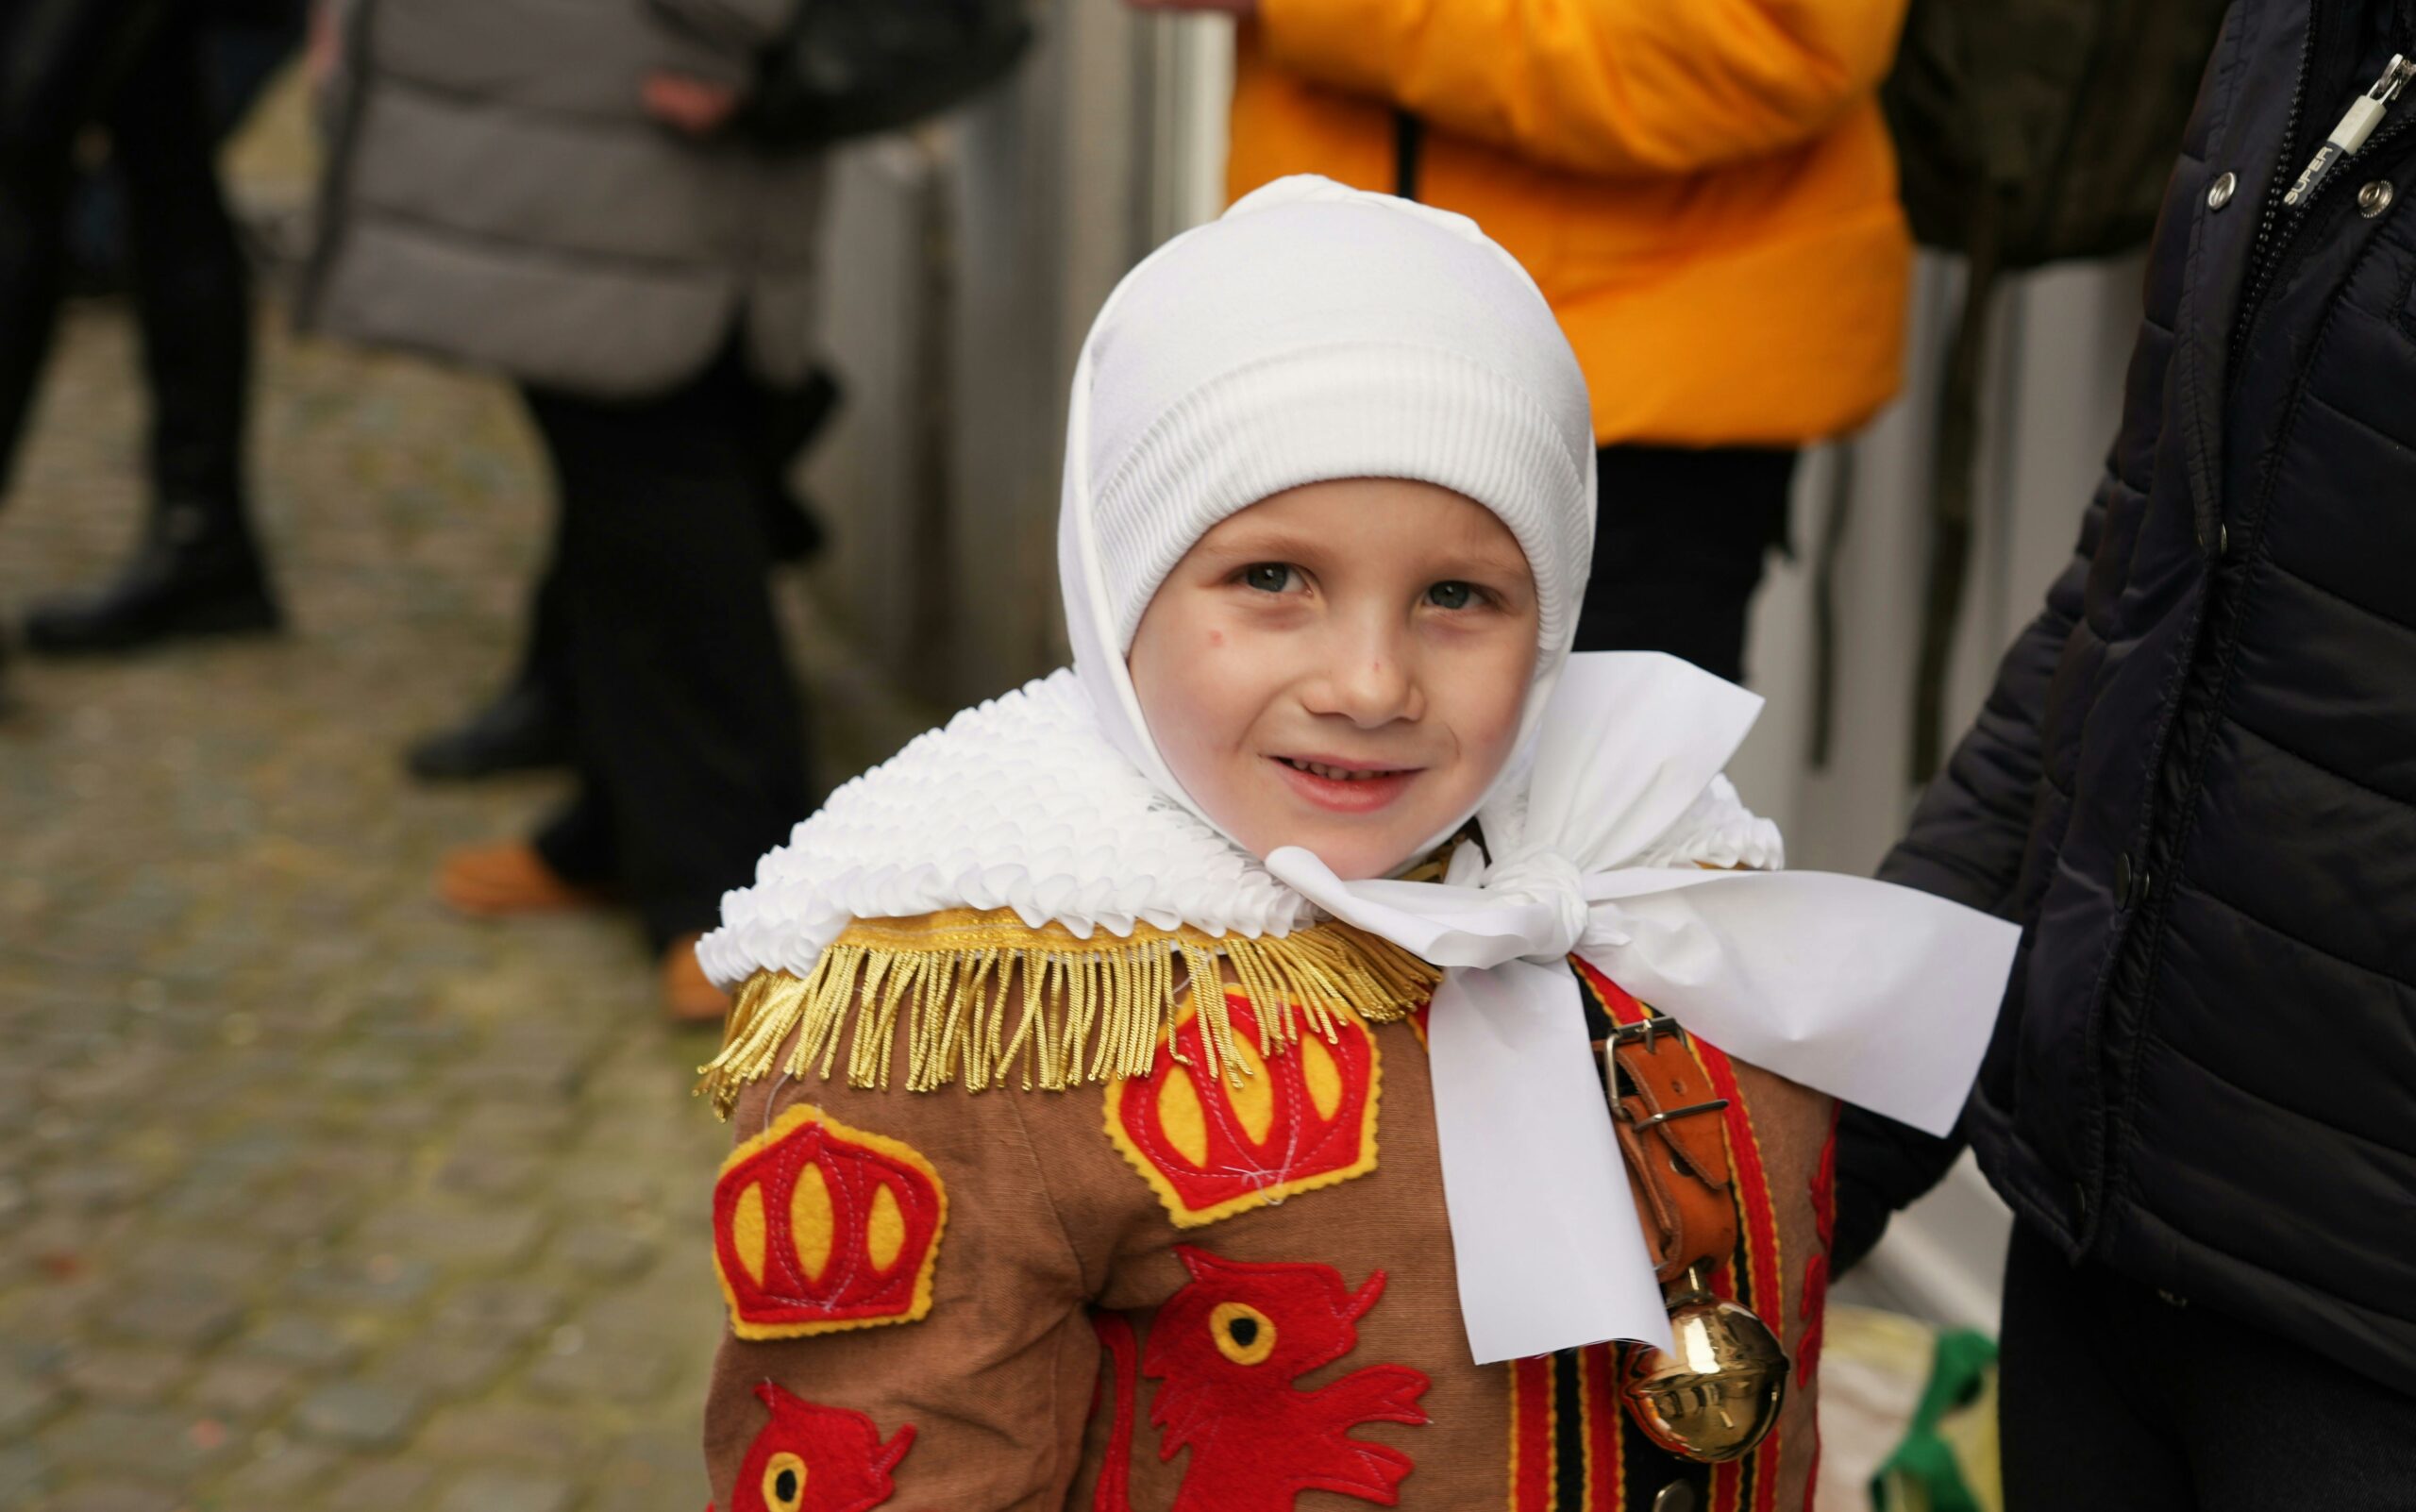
[1228,0,1913,447]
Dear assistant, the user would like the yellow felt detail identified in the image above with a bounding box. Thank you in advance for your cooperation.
[1225,1033,1275,1143]
[698,907,1439,1114]
[763,1451,806,1512]
[1301,1033,1344,1120]
[866,1184,907,1271]
[1210,1301,1278,1366]
[731,1184,768,1287]
[790,1163,833,1284]
[1158,1064,1213,1167]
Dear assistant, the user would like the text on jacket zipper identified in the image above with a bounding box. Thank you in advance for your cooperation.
[2285,53,2416,206]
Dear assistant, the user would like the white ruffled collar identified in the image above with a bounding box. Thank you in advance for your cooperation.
[698,667,1779,989]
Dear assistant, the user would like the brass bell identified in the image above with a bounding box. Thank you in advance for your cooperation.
[1619,1265,1789,1462]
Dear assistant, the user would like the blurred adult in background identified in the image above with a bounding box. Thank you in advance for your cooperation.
[1132,0,1911,681]
[398,364,838,783]
[1835,0,2416,1502]
[301,0,826,1020]
[0,0,287,696]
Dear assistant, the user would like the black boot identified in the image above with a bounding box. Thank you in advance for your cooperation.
[405,676,573,781]
[23,499,280,653]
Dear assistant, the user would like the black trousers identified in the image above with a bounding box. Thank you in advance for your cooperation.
[1573,444,1796,682]
[504,367,835,720]
[523,347,813,951]
[1999,1220,2416,1510]
[0,0,250,512]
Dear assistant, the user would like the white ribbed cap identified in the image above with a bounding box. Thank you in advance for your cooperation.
[1079,177,1596,654]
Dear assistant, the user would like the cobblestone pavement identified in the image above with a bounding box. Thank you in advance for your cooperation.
[0,301,784,1512]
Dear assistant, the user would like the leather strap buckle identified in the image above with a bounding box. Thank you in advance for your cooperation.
[1607,1016,1688,1051]
[1624,1098,1732,1134]
[1597,1009,1740,1284]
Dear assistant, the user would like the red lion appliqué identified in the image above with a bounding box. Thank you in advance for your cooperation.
[1128,1246,1432,1511]
[730,1381,914,1512]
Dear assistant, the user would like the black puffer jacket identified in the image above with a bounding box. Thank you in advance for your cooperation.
[1839,0,2416,1393]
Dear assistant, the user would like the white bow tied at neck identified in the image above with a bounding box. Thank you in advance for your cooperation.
[1266,654,2022,1365]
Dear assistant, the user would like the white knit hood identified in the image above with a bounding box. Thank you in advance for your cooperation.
[1061,177,1596,851]
[1072,176,1594,652]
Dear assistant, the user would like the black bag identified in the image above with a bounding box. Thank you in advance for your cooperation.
[741,0,1032,152]
[1809,0,2228,781]
[1887,0,2230,270]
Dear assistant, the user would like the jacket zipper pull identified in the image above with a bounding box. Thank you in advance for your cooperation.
[2284,53,2416,206]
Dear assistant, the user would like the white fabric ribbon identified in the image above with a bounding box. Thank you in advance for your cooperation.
[1267,654,2022,1364]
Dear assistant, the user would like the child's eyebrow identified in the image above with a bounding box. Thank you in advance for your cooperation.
[1442,539,1533,577]
[1192,526,1334,562]
[1198,518,1531,582]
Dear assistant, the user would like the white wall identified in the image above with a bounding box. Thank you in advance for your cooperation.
[802,0,1176,714]
[1733,254,2146,876]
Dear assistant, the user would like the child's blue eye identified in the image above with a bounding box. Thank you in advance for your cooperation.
[1243,563,1297,594]
[1426,581,1475,610]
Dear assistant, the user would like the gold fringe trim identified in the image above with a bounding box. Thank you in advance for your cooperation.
[697,907,1439,1117]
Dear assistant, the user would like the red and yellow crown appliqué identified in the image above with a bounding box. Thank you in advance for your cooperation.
[713,1105,948,1339]
[1105,990,1382,1227]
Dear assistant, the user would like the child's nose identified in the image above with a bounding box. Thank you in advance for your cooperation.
[1312,629,1423,727]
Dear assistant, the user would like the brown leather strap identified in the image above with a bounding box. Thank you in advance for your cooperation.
[1598,1018,1737,1285]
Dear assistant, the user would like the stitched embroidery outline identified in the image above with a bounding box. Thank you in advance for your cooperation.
[1105,990,1382,1227]
[713,1104,948,1339]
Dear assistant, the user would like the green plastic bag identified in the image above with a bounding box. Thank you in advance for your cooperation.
[1871,1329,2002,1512]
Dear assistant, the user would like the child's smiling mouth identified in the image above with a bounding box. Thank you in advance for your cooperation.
[1267,755,1422,813]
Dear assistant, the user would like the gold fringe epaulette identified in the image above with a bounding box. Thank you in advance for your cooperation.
[697,907,1440,1117]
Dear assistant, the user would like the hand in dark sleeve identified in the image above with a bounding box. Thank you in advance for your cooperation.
[1830,1104,1966,1275]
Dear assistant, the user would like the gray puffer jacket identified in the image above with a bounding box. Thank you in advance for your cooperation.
[300,0,824,398]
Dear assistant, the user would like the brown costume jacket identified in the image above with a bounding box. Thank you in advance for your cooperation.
[699,912,1836,1512]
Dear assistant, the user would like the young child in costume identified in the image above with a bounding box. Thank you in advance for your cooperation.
[693,178,2018,1512]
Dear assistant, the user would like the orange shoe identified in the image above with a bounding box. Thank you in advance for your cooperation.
[661,933,731,1024]
[436,841,609,916]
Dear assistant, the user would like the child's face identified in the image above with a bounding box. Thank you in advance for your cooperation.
[1128,479,1541,880]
